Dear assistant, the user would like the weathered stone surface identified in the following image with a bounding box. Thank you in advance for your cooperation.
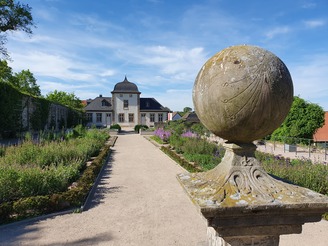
[207,227,280,246]
[177,143,328,212]
[178,45,328,246]
[193,45,293,143]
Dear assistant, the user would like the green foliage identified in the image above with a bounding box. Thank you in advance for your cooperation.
[0,137,111,224]
[150,135,164,144]
[30,97,51,131]
[110,124,121,132]
[271,96,325,140]
[46,90,84,109]
[166,119,186,136]
[190,123,209,136]
[0,60,13,83]
[134,124,149,132]
[183,107,192,113]
[168,134,187,153]
[11,69,40,96]
[183,153,221,171]
[256,151,328,195]
[0,128,109,204]
[0,82,23,137]
[160,146,201,172]
[181,137,217,155]
[0,0,35,58]
[0,82,83,136]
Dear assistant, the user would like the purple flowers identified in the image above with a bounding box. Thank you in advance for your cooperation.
[154,128,171,141]
[181,131,197,138]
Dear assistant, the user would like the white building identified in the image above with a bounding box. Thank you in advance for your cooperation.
[84,77,170,128]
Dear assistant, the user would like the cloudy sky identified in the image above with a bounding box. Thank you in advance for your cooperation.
[6,0,328,111]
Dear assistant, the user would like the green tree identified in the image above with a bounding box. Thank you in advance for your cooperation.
[0,59,13,83]
[12,69,40,96]
[271,96,325,140]
[46,90,84,109]
[183,107,192,113]
[0,0,34,58]
[0,61,40,96]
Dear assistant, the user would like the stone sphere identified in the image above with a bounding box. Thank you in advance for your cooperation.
[193,45,294,143]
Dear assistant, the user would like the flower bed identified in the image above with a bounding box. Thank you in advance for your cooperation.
[0,127,110,224]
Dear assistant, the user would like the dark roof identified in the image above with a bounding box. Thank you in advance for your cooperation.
[84,96,113,111]
[111,76,140,94]
[140,98,170,112]
[181,112,200,123]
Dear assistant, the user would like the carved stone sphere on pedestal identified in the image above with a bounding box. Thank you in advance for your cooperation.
[193,45,294,143]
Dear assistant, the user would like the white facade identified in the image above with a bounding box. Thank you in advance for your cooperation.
[112,93,140,127]
[84,77,170,129]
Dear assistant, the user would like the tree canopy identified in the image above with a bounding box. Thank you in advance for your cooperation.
[12,69,40,96]
[46,90,84,109]
[0,0,34,58]
[271,96,325,140]
[183,107,192,113]
[0,60,40,96]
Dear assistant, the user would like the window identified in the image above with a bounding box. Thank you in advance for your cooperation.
[120,94,123,97]
[158,113,163,122]
[96,113,102,122]
[101,100,109,106]
[129,94,132,97]
[119,113,124,123]
[129,113,134,123]
[124,100,129,109]
[150,113,155,122]
[86,113,92,122]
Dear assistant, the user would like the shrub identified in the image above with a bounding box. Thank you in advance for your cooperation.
[134,124,149,132]
[110,124,121,132]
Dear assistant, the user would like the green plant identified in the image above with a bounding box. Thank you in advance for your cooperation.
[110,124,121,132]
[134,124,149,132]
[256,151,328,195]
[160,146,201,172]
[0,128,109,204]
[0,131,111,224]
[150,135,164,144]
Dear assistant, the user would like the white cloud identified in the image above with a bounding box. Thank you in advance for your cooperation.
[289,54,328,108]
[100,69,116,77]
[265,26,290,39]
[144,89,193,112]
[139,46,207,82]
[301,2,317,9]
[9,51,94,81]
[303,19,326,28]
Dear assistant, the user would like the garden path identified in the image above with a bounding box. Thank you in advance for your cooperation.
[0,133,327,245]
[0,133,207,245]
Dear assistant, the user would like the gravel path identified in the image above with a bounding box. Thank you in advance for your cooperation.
[0,134,207,246]
[0,133,327,245]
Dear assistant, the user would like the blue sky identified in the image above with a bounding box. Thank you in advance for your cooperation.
[6,0,328,111]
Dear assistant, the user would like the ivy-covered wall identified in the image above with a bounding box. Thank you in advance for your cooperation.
[0,83,83,138]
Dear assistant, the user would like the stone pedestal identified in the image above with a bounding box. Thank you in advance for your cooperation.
[177,143,328,246]
[182,45,328,246]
